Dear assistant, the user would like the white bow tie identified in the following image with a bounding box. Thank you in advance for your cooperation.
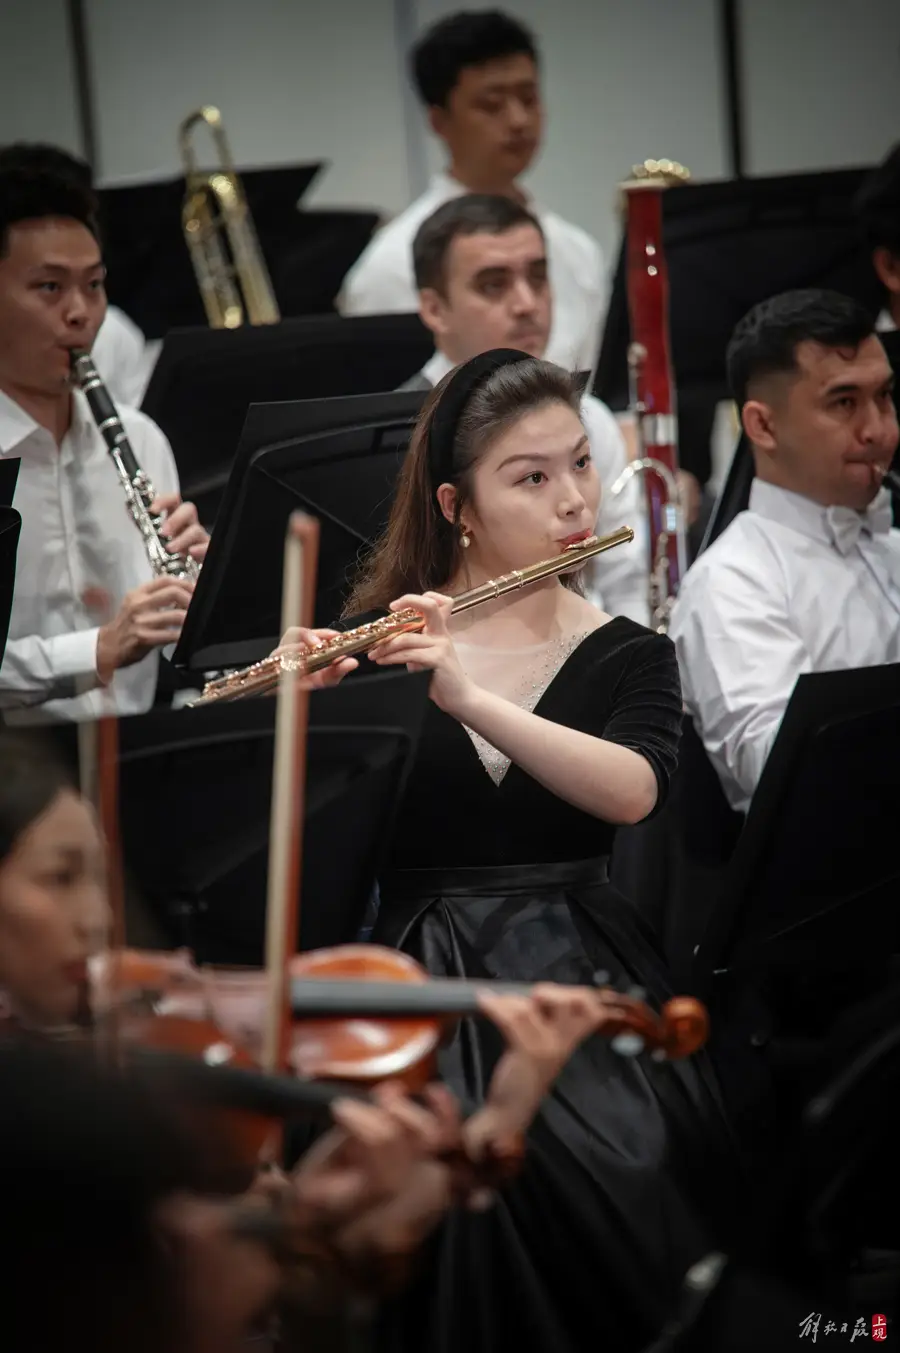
[824,489,894,556]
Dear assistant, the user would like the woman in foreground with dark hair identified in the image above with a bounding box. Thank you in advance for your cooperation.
[0,725,619,1349]
[0,1036,284,1353]
[281,349,742,1353]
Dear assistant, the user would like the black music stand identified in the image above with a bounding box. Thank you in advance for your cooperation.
[691,664,900,1139]
[593,167,881,486]
[111,668,431,965]
[141,313,432,521]
[701,329,900,550]
[96,163,321,337]
[0,506,21,669]
[659,1004,900,1353]
[698,430,755,552]
[172,389,426,673]
[787,1018,900,1279]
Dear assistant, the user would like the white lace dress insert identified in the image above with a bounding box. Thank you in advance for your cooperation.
[455,631,595,786]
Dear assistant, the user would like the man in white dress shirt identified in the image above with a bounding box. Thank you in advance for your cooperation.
[0,143,155,407]
[0,165,208,721]
[340,9,605,372]
[670,289,900,814]
[399,193,649,626]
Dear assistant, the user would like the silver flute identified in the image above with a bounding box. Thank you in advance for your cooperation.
[70,349,200,582]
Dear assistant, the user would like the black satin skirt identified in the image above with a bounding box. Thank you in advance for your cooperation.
[371,857,743,1353]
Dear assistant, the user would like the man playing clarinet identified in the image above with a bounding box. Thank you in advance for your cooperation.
[0,163,208,721]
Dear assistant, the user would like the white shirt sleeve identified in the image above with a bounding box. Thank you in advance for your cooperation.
[0,413,181,711]
[0,628,102,707]
[669,544,813,812]
[574,240,607,374]
[338,227,420,317]
[91,307,150,409]
[580,395,651,627]
[122,408,181,500]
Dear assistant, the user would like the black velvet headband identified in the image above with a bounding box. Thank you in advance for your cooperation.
[426,348,533,491]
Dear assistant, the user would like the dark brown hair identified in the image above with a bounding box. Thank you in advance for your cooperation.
[0,732,74,863]
[726,288,876,406]
[344,357,582,615]
[0,1040,210,1352]
[0,164,99,258]
[411,9,538,109]
[413,193,543,294]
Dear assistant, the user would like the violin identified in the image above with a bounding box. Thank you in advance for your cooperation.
[85,937,710,1214]
[84,949,344,1186]
[93,942,710,1085]
[86,513,711,1206]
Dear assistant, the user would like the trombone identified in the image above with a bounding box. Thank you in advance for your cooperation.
[179,105,280,329]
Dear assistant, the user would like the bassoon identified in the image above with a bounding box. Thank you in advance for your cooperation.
[611,158,690,633]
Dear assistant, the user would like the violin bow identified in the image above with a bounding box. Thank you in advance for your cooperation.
[78,603,128,1046]
[262,512,320,1094]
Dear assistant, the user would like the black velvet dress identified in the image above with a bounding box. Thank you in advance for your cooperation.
[370,616,742,1353]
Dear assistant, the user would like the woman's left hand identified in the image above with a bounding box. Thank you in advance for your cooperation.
[465,984,612,1161]
[271,627,359,688]
[368,593,477,719]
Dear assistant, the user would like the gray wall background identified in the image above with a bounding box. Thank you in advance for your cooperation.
[2,0,898,269]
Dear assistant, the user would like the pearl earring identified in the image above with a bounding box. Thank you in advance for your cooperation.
[460,530,471,549]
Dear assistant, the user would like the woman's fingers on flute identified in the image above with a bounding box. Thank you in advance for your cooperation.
[311,656,358,686]
[272,626,340,656]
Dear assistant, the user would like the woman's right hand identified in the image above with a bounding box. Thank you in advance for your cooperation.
[271,626,358,689]
[289,1083,456,1231]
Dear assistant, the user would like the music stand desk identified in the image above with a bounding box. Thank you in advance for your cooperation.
[694,662,900,987]
[173,389,426,673]
[115,669,431,964]
[0,507,21,671]
[141,313,432,516]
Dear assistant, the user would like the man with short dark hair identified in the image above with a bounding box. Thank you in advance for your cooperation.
[0,143,154,406]
[341,9,605,371]
[670,288,900,812]
[400,193,649,625]
[855,142,900,334]
[407,193,551,366]
[0,165,207,720]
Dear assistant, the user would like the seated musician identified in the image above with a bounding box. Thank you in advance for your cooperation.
[669,288,900,814]
[0,728,612,1336]
[399,192,650,625]
[0,164,208,721]
[275,347,740,1353]
[0,1038,287,1353]
[339,9,605,370]
[0,142,155,406]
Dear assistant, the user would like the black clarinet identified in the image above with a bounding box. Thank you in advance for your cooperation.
[70,349,200,582]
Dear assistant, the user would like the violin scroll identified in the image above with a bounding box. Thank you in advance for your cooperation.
[657,996,710,1058]
[598,992,709,1061]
